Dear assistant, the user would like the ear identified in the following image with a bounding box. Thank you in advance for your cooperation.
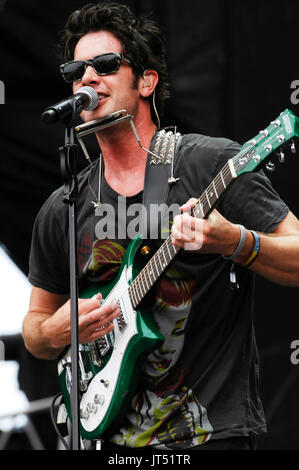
[139,70,159,98]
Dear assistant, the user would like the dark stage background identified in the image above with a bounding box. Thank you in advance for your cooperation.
[0,0,299,450]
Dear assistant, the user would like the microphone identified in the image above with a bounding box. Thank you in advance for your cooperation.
[41,86,99,123]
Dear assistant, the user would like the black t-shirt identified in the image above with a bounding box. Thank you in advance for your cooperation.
[28,133,289,449]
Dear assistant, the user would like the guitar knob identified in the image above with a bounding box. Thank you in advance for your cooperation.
[80,408,89,420]
[94,394,105,405]
[277,150,285,163]
[86,402,97,414]
[100,379,110,388]
[266,161,276,172]
[290,140,296,154]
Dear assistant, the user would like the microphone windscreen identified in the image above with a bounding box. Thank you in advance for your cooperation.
[76,86,98,110]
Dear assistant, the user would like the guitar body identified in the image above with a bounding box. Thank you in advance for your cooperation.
[57,234,164,440]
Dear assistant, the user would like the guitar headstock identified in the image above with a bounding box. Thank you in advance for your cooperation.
[234,109,299,176]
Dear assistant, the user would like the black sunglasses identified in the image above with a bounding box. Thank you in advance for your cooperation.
[60,52,139,83]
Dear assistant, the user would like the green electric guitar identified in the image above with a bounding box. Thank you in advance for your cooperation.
[58,109,299,440]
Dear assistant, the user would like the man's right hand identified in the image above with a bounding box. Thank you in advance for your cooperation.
[23,287,120,359]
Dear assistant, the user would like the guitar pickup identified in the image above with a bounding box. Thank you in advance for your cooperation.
[115,298,127,331]
[89,331,113,364]
[95,333,112,356]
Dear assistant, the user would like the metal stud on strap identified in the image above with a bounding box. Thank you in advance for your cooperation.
[150,128,181,165]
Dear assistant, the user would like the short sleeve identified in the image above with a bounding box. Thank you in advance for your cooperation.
[28,189,70,294]
[217,143,289,233]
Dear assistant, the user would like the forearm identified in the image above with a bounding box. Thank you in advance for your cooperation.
[23,312,65,360]
[23,288,70,360]
[235,231,299,286]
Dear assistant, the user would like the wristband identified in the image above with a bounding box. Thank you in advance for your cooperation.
[242,230,260,267]
[223,224,246,261]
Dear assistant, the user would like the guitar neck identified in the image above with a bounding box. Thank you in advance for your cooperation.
[128,158,237,309]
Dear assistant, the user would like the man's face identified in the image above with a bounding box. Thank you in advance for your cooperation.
[72,30,141,123]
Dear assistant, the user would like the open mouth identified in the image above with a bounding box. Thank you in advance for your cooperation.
[98,93,109,103]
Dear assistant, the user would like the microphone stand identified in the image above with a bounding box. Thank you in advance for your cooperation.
[59,123,81,451]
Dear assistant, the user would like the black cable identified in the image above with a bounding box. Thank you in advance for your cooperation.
[50,393,70,450]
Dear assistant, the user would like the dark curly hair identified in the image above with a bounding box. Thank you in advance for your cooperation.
[59,2,170,124]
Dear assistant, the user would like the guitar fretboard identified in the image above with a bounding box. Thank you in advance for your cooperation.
[128,159,236,309]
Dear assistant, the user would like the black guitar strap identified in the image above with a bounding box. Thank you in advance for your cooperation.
[141,129,182,242]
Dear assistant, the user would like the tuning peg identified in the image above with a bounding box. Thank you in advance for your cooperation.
[271,119,281,128]
[277,150,285,163]
[259,129,269,137]
[252,154,261,163]
[277,134,285,143]
[264,144,273,153]
[266,161,276,172]
[290,139,296,154]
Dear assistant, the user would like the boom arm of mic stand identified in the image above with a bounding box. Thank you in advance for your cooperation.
[59,126,81,451]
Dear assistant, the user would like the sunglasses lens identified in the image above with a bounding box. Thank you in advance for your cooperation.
[62,62,85,82]
[93,54,121,75]
[61,53,126,82]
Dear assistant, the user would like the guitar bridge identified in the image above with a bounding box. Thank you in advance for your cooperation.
[79,345,93,391]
